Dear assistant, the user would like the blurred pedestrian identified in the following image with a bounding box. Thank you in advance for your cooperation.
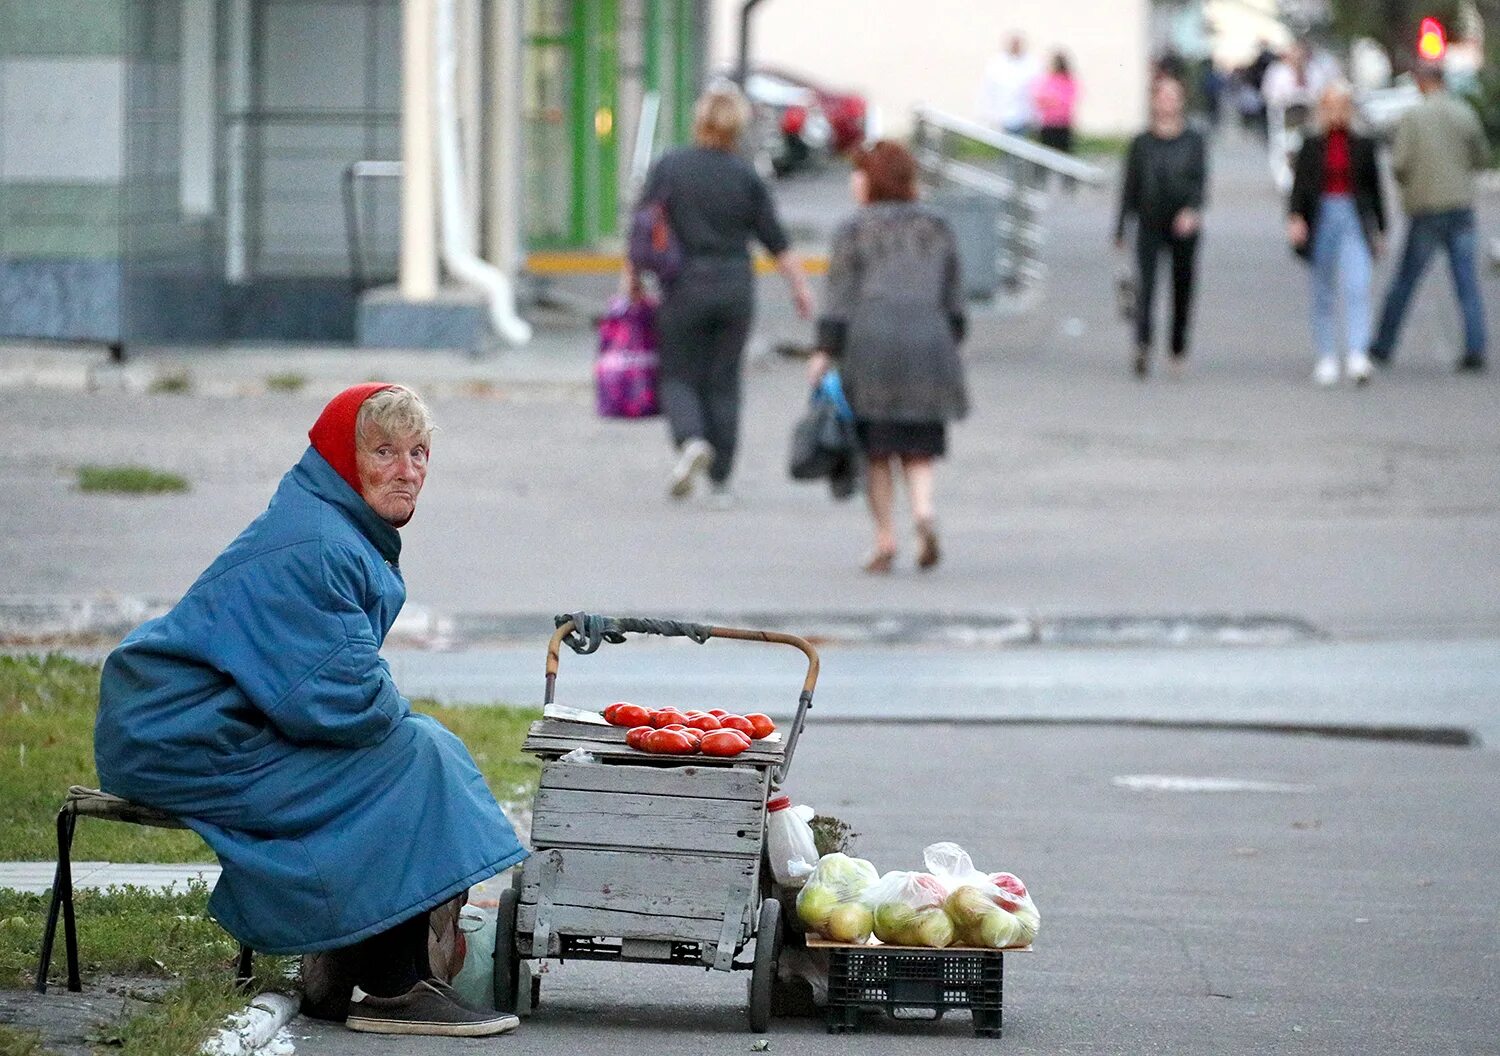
[631,85,813,505]
[980,33,1040,137]
[807,142,969,573]
[1114,75,1208,378]
[1263,40,1341,191]
[1033,51,1078,154]
[1287,82,1385,386]
[1368,63,1490,373]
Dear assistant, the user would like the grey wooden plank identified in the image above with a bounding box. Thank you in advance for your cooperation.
[539,760,768,802]
[516,902,735,949]
[519,848,757,919]
[531,788,766,857]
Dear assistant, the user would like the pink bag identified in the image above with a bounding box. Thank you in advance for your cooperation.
[596,296,661,419]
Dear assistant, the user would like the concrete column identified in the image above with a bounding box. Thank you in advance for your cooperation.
[179,0,216,217]
[223,0,252,282]
[459,0,483,251]
[484,0,523,274]
[401,0,440,299]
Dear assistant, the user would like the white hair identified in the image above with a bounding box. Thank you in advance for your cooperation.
[357,385,435,444]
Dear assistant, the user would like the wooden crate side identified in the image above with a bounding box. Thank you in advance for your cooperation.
[518,847,757,919]
[530,787,766,857]
[516,902,729,950]
[539,760,769,802]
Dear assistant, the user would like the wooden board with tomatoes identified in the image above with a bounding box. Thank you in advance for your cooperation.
[522,717,786,768]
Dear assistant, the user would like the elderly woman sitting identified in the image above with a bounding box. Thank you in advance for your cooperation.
[94,384,525,1037]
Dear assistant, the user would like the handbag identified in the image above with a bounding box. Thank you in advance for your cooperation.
[789,370,860,499]
[595,296,660,419]
[627,201,683,286]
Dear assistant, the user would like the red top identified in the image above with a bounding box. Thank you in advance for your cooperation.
[767,794,792,812]
[1323,129,1352,195]
[307,382,394,496]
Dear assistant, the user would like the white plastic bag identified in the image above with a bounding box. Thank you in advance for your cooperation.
[767,799,819,889]
[795,852,879,943]
[862,870,955,947]
[920,842,1040,948]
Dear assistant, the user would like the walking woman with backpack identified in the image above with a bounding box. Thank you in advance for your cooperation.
[628,85,812,507]
[1286,81,1385,386]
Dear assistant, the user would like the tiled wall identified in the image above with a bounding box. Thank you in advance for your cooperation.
[0,0,129,340]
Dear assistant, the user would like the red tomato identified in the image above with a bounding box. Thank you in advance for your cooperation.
[646,729,697,754]
[685,714,722,732]
[651,709,688,728]
[708,709,729,718]
[602,702,623,725]
[719,715,754,737]
[700,730,750,756]
[612,703,651,728]
[719,728,752,748]
[684,710,705,718]
[744,713,776,739]
[624,725,654,750]
[681,727,704,747]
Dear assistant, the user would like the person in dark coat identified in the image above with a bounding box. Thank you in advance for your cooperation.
[808,141,969,573]
[632,85,812,507]
[1115,75,1209,378]
[1287,81,1385,385]
[95,384,525,1038]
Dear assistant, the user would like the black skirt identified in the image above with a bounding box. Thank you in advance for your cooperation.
[855,420,947,458]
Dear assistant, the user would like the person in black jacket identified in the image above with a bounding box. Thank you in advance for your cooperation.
[1115,75,1208,378]
[1287,81,1385,386]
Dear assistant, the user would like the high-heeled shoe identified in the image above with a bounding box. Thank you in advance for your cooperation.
[915,519,940,570]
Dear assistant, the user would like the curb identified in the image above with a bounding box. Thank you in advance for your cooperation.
[202,991,301,1056]
[0,598,1324,650]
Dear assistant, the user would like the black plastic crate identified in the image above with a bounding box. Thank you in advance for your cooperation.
[825,945,1006,1038]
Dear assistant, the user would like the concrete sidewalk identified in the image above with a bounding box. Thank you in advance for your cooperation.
[0,861,218,895]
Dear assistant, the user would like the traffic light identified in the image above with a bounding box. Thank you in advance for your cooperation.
[1418,16,1447,61]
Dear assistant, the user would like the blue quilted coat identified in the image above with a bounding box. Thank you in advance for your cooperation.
[95,447,526,954]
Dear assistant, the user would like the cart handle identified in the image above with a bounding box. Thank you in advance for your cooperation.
[546,613,820,788]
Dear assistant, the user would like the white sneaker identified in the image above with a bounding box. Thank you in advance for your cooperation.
[1313,359,1340,386]
[704,484,737,511]
[668,439,714,499]
[1346,351,1373,386]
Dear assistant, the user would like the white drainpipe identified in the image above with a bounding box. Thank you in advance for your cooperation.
[433,0,532,346]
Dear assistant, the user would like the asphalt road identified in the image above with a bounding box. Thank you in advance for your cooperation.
[286,723,1500,1055]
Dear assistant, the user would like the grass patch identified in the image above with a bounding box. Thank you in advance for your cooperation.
[0,1025,49,1056]
[0,654,540,1053]
[148,371,192,395]
[0,883,294,1055]
[264,372,307,393]
[76,465,190,496]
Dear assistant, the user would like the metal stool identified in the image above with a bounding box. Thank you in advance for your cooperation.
[35,786,253,993]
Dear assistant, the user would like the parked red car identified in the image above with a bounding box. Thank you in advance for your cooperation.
[738,66,868,177]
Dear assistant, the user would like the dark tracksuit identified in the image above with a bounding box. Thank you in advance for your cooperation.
[641,146,790,484]
[1115,128,1209,357]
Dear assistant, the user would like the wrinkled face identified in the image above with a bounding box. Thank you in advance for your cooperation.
[355,428,429,527]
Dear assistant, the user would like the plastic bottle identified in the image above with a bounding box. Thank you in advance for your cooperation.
[766,794,819,889]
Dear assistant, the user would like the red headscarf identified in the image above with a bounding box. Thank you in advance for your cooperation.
[308,383,394,496]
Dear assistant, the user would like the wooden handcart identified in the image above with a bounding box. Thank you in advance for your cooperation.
[493,614,819,1032]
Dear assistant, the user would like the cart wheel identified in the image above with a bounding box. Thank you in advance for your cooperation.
[747,898,782,1033]
[493,888,522,1014]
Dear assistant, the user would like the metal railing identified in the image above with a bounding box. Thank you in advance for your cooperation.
[911,105,1106,309]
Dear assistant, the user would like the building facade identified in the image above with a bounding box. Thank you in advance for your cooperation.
[0,0,710,348]
[712,0,1152,137]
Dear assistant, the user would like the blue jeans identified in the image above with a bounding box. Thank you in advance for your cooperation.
[1370,207,1486,362]
[1309,194,1373,362]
